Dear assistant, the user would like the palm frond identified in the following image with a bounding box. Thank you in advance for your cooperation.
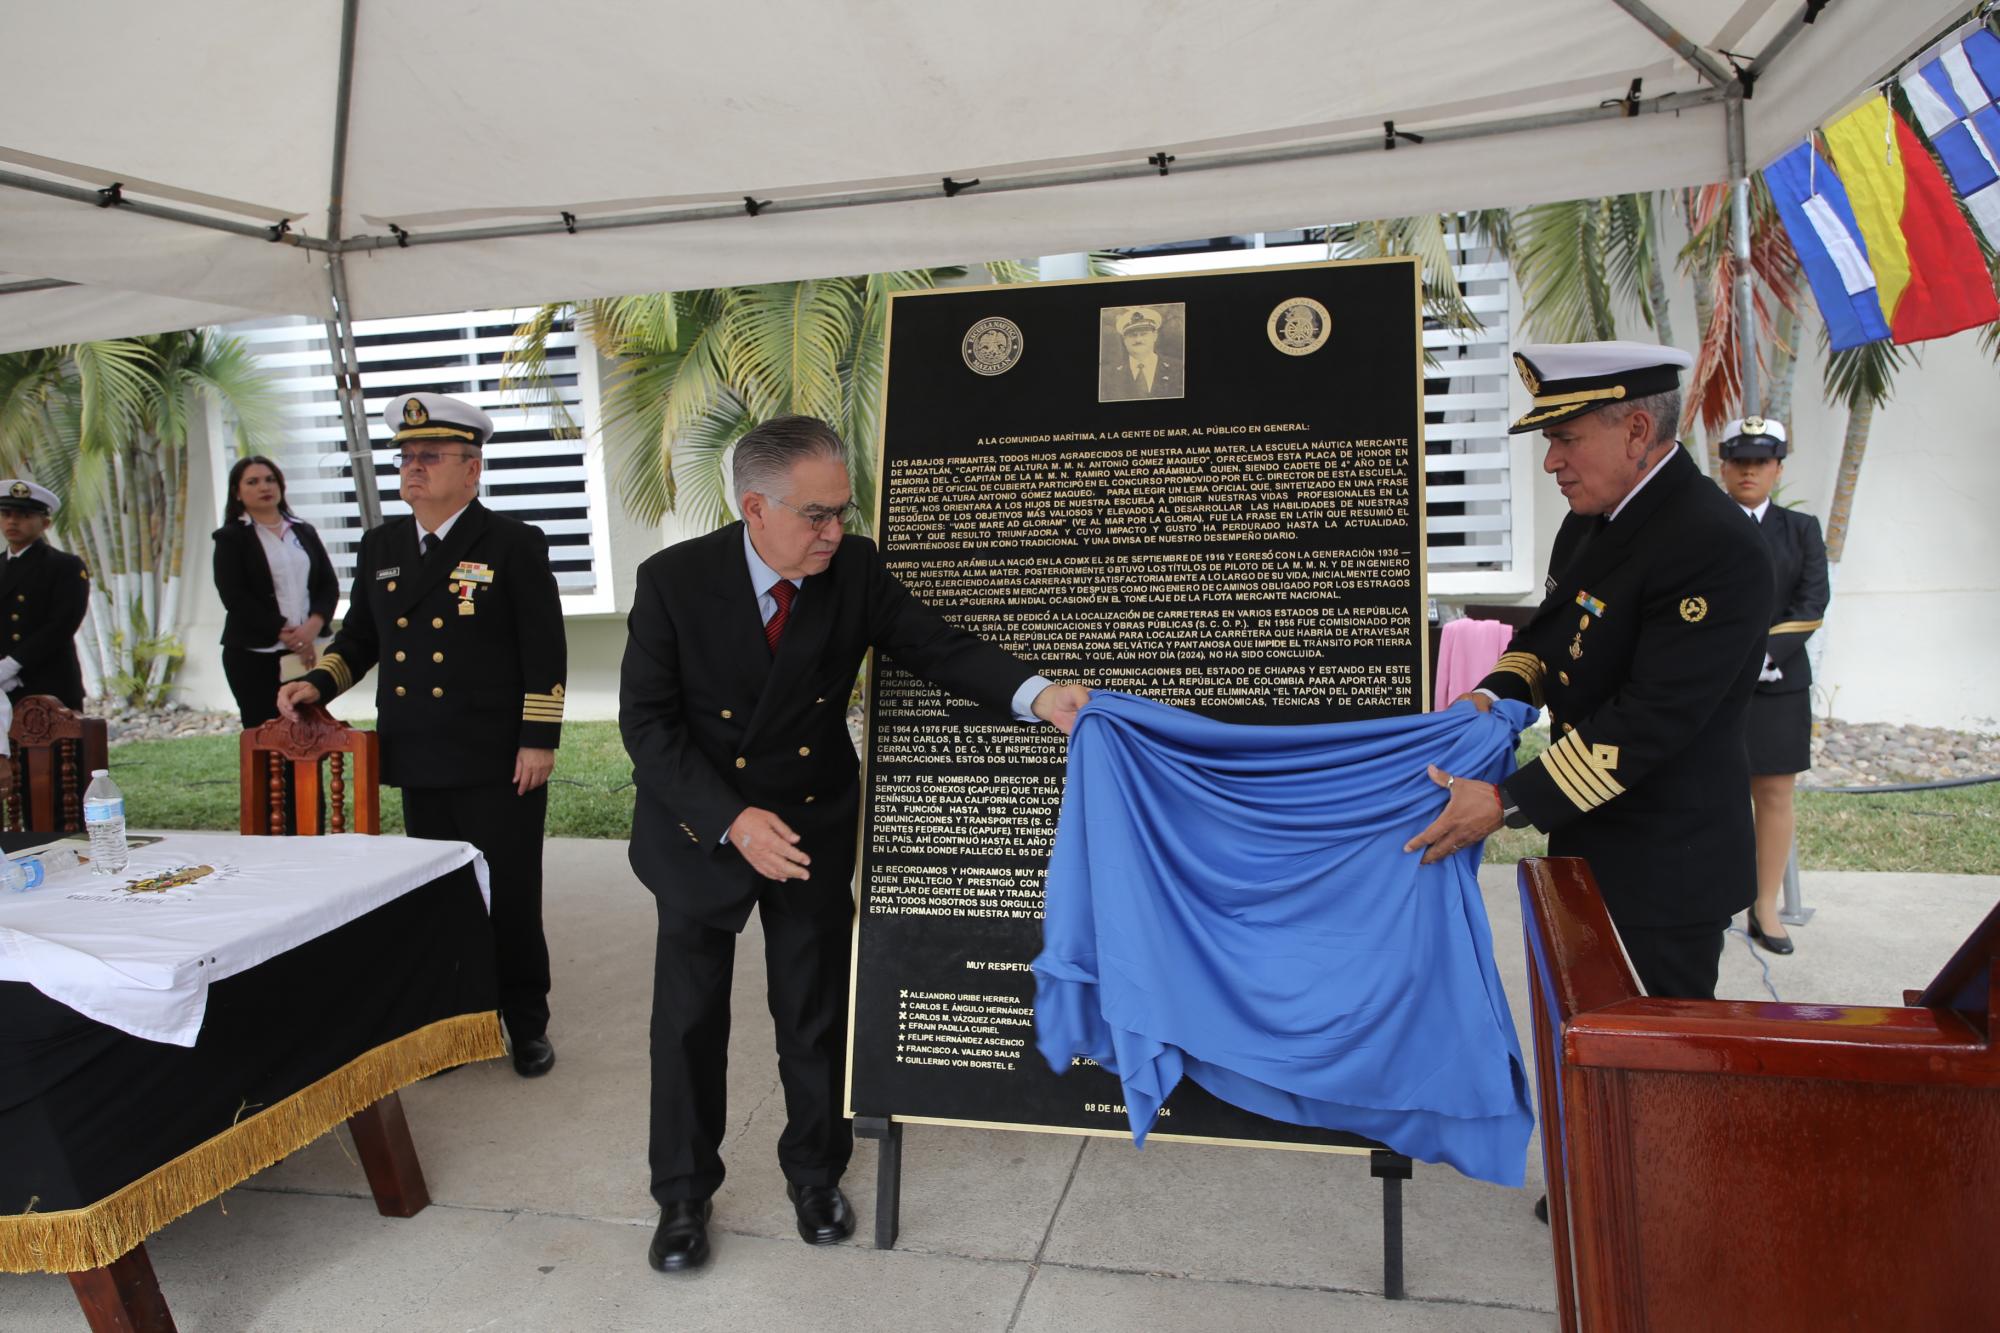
[180,330,284,449]
[1821,332,1906,413]
[725,280,858,421]
[67,339,154,456]
[665,397,755,532]
[1513,198,1618,342]
[502,304,581,426]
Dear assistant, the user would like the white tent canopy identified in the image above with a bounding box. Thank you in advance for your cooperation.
[0,0,1969,353]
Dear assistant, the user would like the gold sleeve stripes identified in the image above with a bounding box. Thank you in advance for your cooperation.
[1538,731,1625,813]
[523,687,566,724]
[1770,619,1822,635]
[319,652,355,693]
[1491,651,1547,708]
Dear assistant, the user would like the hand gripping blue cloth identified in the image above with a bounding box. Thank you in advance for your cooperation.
[1032,692,1538,1187]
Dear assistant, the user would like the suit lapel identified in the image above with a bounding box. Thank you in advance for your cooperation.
[388,501,489,619]
[0,543,34,599]
[1531,447,1696,631]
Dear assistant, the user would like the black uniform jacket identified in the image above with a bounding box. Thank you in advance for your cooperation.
[1479,447,1774,928]
[1099,355,1184,401]
[1751,502,1829,697]
[0,539,89,709]
[211,518,339,649]
[621,523,1034,932]
[303,501,566,789]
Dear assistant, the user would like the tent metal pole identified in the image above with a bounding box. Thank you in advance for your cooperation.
[0,168,322,248]
[1745,4,1816,83]
[1606,0,1737,87]
[321,0,382,529]
[341,87,1726,253]
[1726,89,1759,415]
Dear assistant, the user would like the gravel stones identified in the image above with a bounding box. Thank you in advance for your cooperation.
[1804,717,2000,789]
[95,699,243,744]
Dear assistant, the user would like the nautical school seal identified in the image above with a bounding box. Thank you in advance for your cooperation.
[962,317,1025,376]
[1266,297,1331,356]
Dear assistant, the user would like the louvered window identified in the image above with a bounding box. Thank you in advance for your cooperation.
[220,309,611,610]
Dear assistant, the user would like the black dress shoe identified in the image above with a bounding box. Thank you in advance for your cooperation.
[785,1182,855,1246]
[511,1034,556,1077]
[648,1200,712,1272]
[1747,911,1795,956]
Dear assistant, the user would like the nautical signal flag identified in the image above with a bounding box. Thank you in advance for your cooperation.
[1901,25,2000,248]
[1764,94,1998,352]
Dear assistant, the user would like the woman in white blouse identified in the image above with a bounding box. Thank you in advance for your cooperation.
[212,456,339,726]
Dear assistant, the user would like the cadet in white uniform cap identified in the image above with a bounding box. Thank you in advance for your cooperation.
[1409,342,1773,1003]
[0,479,88,709]
[278,392,568,1077]
[1718,416,1827,956]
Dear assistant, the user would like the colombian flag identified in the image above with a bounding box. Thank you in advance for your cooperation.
[1820,94,1998,346]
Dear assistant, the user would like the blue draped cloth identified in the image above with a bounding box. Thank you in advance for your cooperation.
[1032,692,1538,1187]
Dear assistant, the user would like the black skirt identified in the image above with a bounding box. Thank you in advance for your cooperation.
[1746,688,1812,776]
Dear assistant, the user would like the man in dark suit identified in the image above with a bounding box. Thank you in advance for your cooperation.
[1098,306,1185,400]
[0,479,89,710]
[278,392,567,1078]
[1408,342,1772,1003]
[621,414,1087,1273]
[1718,416,1829,955]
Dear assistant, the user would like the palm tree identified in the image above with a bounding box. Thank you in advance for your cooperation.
[507,260,1061,536]
[1324,210,1515,352]
[0,332,280,703]
[1512,193,1675,349]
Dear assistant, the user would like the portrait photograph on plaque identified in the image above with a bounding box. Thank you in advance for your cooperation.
[848,257,1428,1156]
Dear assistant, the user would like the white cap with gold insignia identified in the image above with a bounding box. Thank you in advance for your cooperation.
[1719,416,1788,459]
[385,393,495,447]
[0,479,60,515]
[1510,341,1693,434]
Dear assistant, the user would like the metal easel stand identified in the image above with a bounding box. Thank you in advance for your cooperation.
[1780,839,1814,927]
[858,1115,1413,1301]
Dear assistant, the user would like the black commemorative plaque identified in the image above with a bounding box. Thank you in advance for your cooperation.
[847,259,1427,1151]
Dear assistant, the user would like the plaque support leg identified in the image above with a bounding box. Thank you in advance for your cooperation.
[1370,1148,1412,1300]
[853,1116,902,1250]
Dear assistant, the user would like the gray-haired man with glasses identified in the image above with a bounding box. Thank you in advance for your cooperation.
[280,391,568,1079]
[621,413,1088,1272]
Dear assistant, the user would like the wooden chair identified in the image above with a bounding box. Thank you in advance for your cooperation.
[239,707,380,835]
[4,694,110,833]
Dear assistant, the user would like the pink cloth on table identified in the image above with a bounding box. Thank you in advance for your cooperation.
[1434,618,1517,709]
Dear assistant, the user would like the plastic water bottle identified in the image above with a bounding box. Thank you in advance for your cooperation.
[2,847,79,891]
[83,769,129,875]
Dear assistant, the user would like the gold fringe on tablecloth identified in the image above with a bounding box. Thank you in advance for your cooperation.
[0,1010,503,1274]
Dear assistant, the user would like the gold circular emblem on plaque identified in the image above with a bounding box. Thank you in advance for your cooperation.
[1679,596,1709,623]
[1266,297,1331,356]
[962,317,1025,376]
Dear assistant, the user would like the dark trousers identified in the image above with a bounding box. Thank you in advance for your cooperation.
[220,646,285,727]
[1616,915,1731,1000]
[401,782,552,1040]
[649,881,855,1205]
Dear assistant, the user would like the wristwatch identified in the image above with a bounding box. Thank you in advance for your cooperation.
[1498,784,1535,830]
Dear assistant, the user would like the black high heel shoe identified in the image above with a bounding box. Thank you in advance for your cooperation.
[1747,908,1795,956]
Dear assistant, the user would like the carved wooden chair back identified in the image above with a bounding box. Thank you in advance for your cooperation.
[239,708,381,835]
[3,695,110,833]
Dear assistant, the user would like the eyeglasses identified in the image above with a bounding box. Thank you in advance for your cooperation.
[396,448,477,469]
[769,495,859,530]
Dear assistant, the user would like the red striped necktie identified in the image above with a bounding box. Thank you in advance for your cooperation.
[765,579,797,653]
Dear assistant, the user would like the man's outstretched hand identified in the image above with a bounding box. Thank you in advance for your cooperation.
[1402,763,1505,865]
[1033,682,1092,735]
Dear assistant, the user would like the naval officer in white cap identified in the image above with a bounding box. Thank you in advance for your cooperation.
[0,479,88,709]
[278,392,568,1077]
[1410,342,1773,1004]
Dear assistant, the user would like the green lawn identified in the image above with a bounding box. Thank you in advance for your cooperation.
[114,720,636,839]
[112,722,2000,875]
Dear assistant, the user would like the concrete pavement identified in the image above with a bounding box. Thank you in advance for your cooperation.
[3,840,1993,1331]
